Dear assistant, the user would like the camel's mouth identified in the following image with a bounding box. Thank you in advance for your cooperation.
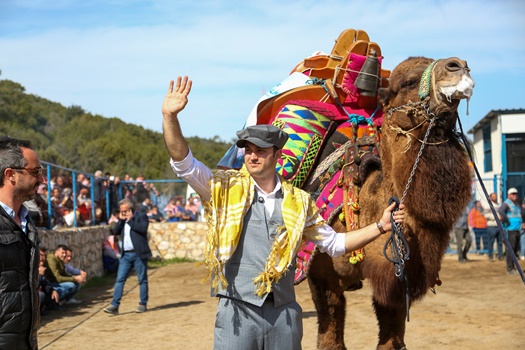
[438,74,475,103]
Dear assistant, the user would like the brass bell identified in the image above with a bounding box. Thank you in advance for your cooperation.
[354,49,380,97]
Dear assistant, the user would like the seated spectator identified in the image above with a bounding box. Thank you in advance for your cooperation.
[102,235,121,274]
[60,188,76,226]
[138,197,153,214]
[76,173,88,193]
[82,177,90,188]
[48,187,67,228]
[44,245,86,305]
[55,175,66,192]
[34,184,51,226]
[52,186,73,215]
[185,196,201,222]
[147,205,165,223]
[93,170,106,221]
[50,187,62,206]
[77,188,92,225]
[148,183,160,198]
[38,248,60,315]
[38,183,48,202]
[63,247,87,281]
[60,188,74,212]
[25,199,45,227]
[108,208,120,228]
[164,197,183,222]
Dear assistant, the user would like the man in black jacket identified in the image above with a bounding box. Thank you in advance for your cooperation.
[0,136,46,349]
[104,198,151,315]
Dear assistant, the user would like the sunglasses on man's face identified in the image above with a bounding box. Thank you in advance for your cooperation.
[12,167,44,178]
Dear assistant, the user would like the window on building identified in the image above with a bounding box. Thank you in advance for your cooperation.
[483,124,492,172]
[506,133,525,172]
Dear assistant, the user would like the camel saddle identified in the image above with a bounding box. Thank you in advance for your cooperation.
[214,28,389,284]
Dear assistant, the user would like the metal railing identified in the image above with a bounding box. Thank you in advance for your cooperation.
[39,161,186,229]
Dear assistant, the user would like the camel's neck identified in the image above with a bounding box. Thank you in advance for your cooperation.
[379,122,471,228]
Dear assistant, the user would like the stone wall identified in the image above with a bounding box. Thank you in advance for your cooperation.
[38,222,208,280]
[148,222,208,260]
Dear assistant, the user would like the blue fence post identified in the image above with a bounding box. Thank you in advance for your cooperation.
[90,175,96,225]
[105,187,110,224]
[46,164,52,229]
[72,171,78,227]
[118,182,123,204]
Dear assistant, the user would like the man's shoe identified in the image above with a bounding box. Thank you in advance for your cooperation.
[103,305,119,315]
[136,304,147,313]
[65,298,82,305]
[507,269,519,275]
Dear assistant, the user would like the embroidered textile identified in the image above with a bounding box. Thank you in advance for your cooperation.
[203,166,325,296]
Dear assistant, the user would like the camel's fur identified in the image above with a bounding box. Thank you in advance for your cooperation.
[305,56,473,350]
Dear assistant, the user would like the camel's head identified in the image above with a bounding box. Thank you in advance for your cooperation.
[379,56,474,131]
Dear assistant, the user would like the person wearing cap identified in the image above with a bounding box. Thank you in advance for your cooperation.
[161,76,405,350]
[498,187,523,275]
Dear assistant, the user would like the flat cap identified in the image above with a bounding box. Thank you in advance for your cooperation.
[236,125,289,149]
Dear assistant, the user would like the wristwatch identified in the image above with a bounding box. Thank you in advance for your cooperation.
[376,221,386,234]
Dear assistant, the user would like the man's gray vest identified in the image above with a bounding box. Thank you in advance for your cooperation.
[215,190,295,307]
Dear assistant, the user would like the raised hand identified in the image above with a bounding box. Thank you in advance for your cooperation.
[162,76,193,117]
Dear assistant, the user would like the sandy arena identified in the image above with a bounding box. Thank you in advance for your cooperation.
[38,254,525,350]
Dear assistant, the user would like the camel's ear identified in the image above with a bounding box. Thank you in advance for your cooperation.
[378,87,391,105]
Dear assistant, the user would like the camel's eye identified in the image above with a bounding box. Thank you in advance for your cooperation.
[401,77,419,89]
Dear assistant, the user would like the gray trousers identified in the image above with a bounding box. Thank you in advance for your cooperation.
[213,297,303,350]
[455,228,472,261]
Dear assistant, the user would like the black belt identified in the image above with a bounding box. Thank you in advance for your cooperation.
[125,250,135,253]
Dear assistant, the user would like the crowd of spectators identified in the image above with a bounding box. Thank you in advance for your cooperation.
[30,168,205,317]
[161,194,202,223]
[24,170,179,229]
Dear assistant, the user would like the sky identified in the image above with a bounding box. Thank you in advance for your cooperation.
[1,0,524,141]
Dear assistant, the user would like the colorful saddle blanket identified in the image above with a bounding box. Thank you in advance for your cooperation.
[270,100,348,187]
[294,117,381,284]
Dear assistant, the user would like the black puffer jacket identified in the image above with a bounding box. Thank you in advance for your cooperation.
[0,205,40,350]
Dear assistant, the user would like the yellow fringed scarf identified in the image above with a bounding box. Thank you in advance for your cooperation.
[202,165,324,297]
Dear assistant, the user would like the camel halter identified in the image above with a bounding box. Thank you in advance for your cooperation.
[387,59,444,204]
[387,59,449,151]
[383,59,443,322]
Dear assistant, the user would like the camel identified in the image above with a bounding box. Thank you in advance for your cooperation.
[303,56,474,349]
[218,29,475,348]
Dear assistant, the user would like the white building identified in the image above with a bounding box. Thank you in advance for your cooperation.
[468,109,525,203]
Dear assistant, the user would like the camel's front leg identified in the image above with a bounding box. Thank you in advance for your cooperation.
[307,253,348,350]
[373,299,407,350]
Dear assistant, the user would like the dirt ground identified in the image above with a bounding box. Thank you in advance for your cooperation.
[38,254,525,350]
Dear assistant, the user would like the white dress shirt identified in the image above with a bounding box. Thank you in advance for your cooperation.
[170,149,347,258]
[0,201,29,233]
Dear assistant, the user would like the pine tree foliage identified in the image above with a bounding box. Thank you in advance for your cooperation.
[0,79,233,179]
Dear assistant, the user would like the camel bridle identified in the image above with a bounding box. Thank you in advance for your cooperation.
[383,59,444,323]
